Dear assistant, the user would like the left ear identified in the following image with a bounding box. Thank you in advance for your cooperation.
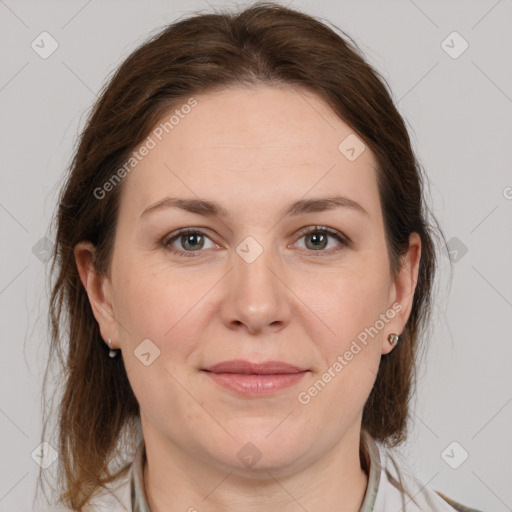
[382,232,422,355]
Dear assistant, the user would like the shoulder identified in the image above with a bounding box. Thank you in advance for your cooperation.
[370,439,484,512]
[434,490,486,512]
[81,467,132,512]
[35,470,132,512]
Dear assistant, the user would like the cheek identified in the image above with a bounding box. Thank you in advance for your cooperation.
[114,274,169,336]
[307,259,392,347]
[112,251,187,327]
[301,269,389,419]
[111,256,215,366]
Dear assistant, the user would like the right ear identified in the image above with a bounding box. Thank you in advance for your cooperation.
[74,241,119,349]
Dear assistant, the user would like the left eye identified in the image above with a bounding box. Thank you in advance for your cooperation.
[163,226,349,258]
[292,226,349,254]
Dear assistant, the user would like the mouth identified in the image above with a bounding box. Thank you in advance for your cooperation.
[201,359,308,375]
[200,360,309,396]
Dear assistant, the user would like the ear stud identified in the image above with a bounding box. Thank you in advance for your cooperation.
[387,333,400,346]
[108,338,118,358]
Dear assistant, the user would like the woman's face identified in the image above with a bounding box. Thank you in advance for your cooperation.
[78,85,420,474]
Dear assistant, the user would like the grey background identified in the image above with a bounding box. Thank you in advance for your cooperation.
[1,0,511,510]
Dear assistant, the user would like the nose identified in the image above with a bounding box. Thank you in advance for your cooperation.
[220,244,292,335]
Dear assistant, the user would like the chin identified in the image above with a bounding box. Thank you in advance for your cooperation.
[227,429,305,468]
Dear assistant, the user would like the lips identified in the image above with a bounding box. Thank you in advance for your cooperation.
[201,360,309,397]
[202,359,307,375]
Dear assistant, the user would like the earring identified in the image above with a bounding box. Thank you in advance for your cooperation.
[108,338,118,358]
[387,333,400,346]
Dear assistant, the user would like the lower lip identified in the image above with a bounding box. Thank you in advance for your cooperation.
[202,371,308,396]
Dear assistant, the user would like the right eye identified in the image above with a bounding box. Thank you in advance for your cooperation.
[162,228,219,257]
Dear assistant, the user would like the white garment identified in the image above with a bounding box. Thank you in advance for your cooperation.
[365,434,480,511]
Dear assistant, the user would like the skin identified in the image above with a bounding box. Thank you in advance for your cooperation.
[75,85,421,512]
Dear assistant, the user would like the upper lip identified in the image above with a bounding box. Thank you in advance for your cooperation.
[202,359,308,374]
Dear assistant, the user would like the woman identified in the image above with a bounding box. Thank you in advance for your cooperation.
[40,2,484,511]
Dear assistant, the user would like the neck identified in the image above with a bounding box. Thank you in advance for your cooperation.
[143,424,369,512]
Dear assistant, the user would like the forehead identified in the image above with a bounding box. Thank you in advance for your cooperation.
[119,85,380,222]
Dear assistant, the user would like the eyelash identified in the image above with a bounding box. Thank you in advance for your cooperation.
[162,226,350,258]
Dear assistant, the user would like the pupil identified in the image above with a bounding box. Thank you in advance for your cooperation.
[308,232,326,250]
[184,233,202,250]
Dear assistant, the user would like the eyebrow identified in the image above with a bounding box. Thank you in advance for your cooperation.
[140,195,369,219]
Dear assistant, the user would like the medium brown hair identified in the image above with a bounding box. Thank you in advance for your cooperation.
[41,2,443,509]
